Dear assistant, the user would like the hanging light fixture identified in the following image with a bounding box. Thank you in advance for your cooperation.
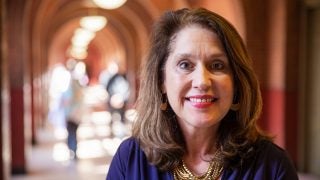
[71,28,96,47]
[69,28,95,60]
[68,46,88,60]
[80,16,107,32]
[92,0,127,9]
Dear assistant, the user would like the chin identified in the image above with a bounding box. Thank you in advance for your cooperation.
[189,119,220,128]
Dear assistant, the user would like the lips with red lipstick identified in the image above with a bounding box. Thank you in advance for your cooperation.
[185,95,218,108]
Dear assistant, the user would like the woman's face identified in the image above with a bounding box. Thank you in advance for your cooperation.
[163,25,234,130]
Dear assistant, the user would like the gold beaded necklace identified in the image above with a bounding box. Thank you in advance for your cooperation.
[173,151,223,180]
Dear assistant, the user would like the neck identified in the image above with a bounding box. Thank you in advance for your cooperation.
[175,123,223,178]
[181,125,219,163]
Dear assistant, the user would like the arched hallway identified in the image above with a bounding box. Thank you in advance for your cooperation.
[1,0,320,179]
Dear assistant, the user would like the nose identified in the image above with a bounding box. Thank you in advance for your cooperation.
[192,65,211,91]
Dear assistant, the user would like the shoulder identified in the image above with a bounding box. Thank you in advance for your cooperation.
[256,140,288,160]
[250,140,299,179]
[223,139,299,180]
[255,140,296,167]
[107,137,173,180]
[112,137,141,165]
[118,137,139,152]
[106,137,139,179]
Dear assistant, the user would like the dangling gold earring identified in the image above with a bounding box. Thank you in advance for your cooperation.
[230,94,240,111]
[160,94,168,111]
[230,103,240,111]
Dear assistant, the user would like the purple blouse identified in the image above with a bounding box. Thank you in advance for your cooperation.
[106,138,298,180]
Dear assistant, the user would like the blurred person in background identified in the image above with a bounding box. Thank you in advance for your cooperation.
[106,8,298,179]
[104,62,130,138]
[62,61,87,160]
[106,71,130,121]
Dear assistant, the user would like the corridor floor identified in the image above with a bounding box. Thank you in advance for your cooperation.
[11,83,135,180]
[11,120,129,180]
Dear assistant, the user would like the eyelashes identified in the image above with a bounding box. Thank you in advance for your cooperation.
[177,60,194,71]
[177,59,227,73]
[208,60,225,71]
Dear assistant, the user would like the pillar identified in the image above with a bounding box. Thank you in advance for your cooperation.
[5,0,28,174]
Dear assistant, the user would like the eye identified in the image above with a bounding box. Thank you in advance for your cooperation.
[178,60,194,71]
[209,61,225,71]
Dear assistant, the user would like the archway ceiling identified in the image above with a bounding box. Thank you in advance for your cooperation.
[38,0,158,75]
[30,0,245,81]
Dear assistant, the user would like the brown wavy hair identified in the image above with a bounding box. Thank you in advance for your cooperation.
[132,7,270,171]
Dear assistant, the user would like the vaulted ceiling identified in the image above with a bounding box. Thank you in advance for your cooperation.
[20,0,245,85]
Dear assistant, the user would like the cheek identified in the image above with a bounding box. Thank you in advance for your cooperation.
[164,68,177,94]
[164,77,185,106]
[218,77,234,102]
[165,80,180,101]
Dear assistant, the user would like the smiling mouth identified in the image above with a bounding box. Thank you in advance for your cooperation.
[185,96,218,108]
[185,96,218,103]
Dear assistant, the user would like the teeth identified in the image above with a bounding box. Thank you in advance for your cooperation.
[190,98,213,103]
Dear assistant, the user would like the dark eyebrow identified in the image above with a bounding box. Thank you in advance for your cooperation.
[175,53,228,60]
[209,53,227,58]
[209,53,229,62]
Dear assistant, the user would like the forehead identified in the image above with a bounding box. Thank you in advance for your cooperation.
[169,25,224,53]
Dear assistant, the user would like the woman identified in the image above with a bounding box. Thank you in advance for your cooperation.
[106,8,298,180]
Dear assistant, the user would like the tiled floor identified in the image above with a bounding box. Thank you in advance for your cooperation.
[11,129,114,180]
[11,114,131,180]
[11,84,136,180]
